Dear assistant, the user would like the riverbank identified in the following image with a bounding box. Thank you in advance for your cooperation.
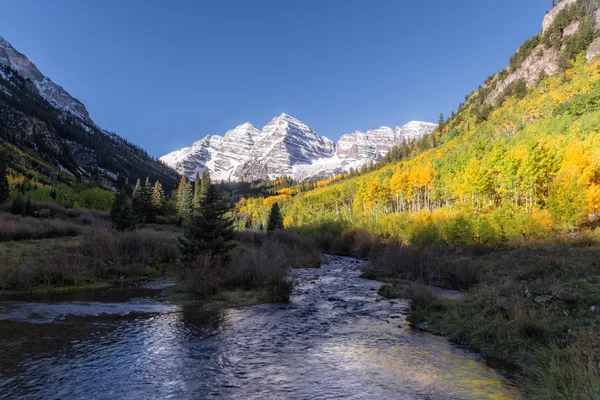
[357,235,600,399]
[0,210,321,311]
[0,254,521,399]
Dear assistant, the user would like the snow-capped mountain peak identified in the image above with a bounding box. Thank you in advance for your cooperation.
[160,115,436,182]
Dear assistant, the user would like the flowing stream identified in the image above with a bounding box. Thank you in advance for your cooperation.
[0,255,521,399]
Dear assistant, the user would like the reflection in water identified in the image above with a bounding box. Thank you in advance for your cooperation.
[0,255,521,399]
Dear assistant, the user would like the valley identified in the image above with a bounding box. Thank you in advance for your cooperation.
[1,0,600,399]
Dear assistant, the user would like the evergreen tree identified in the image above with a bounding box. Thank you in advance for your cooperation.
[201,170,211,199]
[175,176,188,209]
[10,196,24,215]
[179,182,235,266]
[131,178,144,223]
[123,178,132,196]
[193,171,202,210]
[266,202,284,232]
[152,180,166,215]
[437,112,445,133]
[142,177,154,222]
[177,181,194,225]
[0,152,9,204]
[25,197,33,216]
[110,190,133,231]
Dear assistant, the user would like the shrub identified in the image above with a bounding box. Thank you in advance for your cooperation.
[335,228,379,258]
[370,242,479,290]
[440,215,474,247]
[400,283,437,310]
[184,253,224,299]
[82,228,179,278]
[409,222,440,247]
[0,212,80,242]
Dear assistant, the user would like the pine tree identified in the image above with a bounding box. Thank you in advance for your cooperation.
[437,112,445,133]
[131,178,144,223]
[110,190,133,231]
[266,202,284,232]
[193,171,202,210]
[176,176,188,211]
[152,180,166,215]
[143,177,154,222]
[177,180,194,225]
[179,182,235,266]
[10,196,24,215]
[123,178,132,196]
[25,197,33,216]
[0,151,9,204]
[201,170,211,199]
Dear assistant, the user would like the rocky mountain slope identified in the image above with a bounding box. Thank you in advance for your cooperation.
[0,36,178,189]
[160,114,436,181]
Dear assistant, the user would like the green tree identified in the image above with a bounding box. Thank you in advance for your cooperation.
[152,180,166,215]
[123,178,132,196]
[548,178,587,231]
[200,170,211,197]
[179,182,235,266]
[193,171,202,210]
[0,152,9,204]
[266,202,284,232]
[143,177,154,221]
[110,190,133,231]
[131,178,145,223]
[177,176,194,225]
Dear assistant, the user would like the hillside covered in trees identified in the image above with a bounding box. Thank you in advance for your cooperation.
[235,0,600,245]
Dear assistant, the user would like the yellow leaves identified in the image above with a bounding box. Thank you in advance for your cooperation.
[389,162,435,199]
[276,187,298,196]
[283,215,294,228]
[586,183,600,214]
[7,174,24,187]
[315,173,348,188]
[531,208,553,232]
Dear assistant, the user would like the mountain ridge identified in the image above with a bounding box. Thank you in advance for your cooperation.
[0,35,179,190]
[160,113,436,182]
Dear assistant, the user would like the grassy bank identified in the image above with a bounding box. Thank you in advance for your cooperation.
[169,230,321,305]
[0,220,180,291]
[0,205,321,311]
[350,231,600,399]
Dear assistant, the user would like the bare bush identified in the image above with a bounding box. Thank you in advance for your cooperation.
[81,228,179,278]
[370,242,479,290]
[0,212,81,242]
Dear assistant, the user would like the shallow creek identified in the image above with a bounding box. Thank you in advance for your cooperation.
[0,255,521,399]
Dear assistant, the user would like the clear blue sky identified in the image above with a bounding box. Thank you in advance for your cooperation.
[0,0,550,157]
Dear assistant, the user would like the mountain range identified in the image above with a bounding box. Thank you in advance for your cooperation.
[160,114,436,182]
[0,34,435,186]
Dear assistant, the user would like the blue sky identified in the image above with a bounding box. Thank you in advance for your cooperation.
[0,0,549,157]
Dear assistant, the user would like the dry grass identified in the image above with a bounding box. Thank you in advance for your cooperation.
[0,225,180,291]
[0,212,81,242]
[367,241,479,290]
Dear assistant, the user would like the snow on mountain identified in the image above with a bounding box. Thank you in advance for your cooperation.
[0,35,91,124]
[160,114,436,182]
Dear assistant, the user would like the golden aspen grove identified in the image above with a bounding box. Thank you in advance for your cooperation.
[228,4,600,397]
[237,56,600,245]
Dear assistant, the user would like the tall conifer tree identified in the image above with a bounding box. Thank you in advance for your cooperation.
[193,171,202,210]
[266,202,284,232]
[0,151,9,204]
[179,181,235,266]
[152,180,166,215]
